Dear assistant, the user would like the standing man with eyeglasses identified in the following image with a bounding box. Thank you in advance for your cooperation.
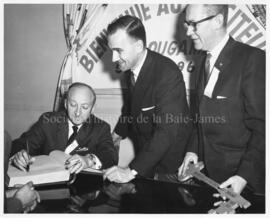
[178,5,265,195]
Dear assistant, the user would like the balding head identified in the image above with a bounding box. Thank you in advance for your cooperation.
[67,82,96,105]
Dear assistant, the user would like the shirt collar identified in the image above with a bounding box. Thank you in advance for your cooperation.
[68,120,82,132]
[131,49,148,79]
[208,33,229,58]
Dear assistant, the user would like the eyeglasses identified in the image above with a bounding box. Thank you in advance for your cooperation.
[184,15,217,31]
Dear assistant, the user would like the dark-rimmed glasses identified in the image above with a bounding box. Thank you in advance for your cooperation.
[184,15,217,31]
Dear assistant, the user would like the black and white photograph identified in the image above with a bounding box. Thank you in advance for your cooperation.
[1,0,267,214]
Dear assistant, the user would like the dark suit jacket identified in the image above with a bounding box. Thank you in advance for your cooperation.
[11,111,118,169]
[188,37,265,194]
[114,49,192,177]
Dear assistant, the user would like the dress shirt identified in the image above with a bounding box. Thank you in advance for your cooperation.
[131,49,148,82]
[207,33,230,74]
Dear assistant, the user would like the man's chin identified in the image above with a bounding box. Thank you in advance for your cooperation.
[115,67,127,73]
[193,43,202,50]
[192,40,202,50]
[115,63,124,73]
[115,68,122,73]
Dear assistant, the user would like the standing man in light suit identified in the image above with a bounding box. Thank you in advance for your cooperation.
[178,5,265,195]
[104,15,192,183]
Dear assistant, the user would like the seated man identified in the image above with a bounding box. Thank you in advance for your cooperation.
[10,82,118,174]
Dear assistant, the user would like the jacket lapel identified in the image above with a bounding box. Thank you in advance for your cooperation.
[211,37,236,98]
[76,115,94,147]
[197,52,207,102]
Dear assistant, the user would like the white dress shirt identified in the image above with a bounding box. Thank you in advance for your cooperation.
[131,49,148,82]
[207,33,230,75]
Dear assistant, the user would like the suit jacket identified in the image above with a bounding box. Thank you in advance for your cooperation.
[188,37,265,194]
[11,111,118,169]
[114,49,192,177]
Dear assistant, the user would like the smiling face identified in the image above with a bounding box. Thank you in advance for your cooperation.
[65,86,94,125]
[185,5,216,51]
[108,28,142,72]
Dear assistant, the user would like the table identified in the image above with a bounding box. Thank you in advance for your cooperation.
[32,173,265,213]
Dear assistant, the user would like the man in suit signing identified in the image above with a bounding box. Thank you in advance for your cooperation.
[104,15,191,183]
[178,5,265,195]
[11,82,118,174]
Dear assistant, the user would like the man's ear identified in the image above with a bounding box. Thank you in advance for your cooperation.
[135,39,144,53]
[214,14,224,29]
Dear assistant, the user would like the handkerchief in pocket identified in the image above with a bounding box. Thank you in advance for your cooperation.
[142,106,155,111]
[217,96,227,99]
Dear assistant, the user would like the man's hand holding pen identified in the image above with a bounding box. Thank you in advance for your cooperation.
[11,149,35,172]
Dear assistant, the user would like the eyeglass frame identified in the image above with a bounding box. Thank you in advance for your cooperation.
[184,14,218,31]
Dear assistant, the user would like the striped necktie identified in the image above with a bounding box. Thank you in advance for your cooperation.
[130,71,136,87]
[204,53,212,86]
[67,125,78,146]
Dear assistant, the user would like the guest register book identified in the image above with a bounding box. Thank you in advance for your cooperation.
[7,150,70,187]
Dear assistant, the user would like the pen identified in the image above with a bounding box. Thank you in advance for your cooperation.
[26,140,30,172]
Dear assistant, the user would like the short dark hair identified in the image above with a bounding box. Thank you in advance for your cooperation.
[107,15,146,47]
[67,82,96,105]
[204,5,228,27]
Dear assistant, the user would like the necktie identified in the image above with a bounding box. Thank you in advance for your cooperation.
[130,71,136,87]
[67,125,78,146]
[204,53,212,86]
[130,71,136,96]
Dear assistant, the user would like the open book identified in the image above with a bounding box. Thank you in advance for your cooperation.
[7,150,70,187]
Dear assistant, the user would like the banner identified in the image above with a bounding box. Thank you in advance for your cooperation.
[54,4,266,110]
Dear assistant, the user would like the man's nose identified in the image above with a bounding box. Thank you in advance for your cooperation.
[112,51,120,63]
[186,25,194,37]
[75,107,81,116]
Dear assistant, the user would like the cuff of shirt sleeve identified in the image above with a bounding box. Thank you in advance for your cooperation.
[131,169,138,177]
